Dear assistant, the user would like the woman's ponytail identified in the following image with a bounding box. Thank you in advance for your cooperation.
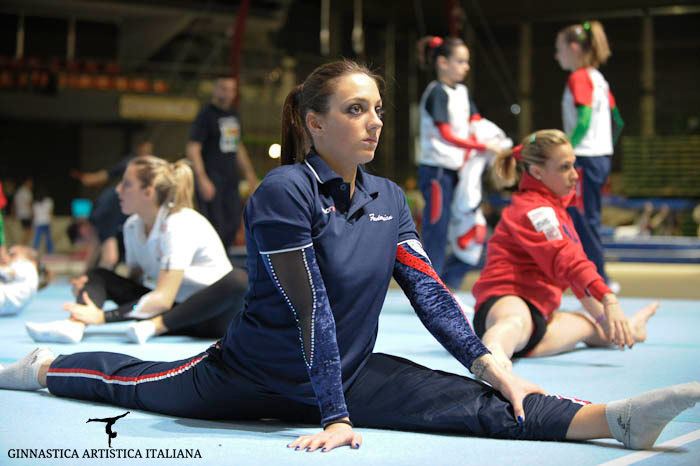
[281,84,307,166]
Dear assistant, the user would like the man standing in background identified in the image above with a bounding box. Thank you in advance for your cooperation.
[187,77,258,250]
[13,178,33,246]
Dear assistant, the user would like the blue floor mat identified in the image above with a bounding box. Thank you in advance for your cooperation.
[0,280,698,465]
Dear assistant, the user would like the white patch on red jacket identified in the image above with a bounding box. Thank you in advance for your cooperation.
[526,207,563,241]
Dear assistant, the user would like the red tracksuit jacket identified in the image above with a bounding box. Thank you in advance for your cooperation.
[473,172,611,320]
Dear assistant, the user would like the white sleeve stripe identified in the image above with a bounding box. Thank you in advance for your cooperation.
[398,239,431,263]
[259,243,313,255]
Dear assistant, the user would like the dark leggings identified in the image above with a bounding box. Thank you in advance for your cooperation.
[48,348,583,441]
[80,268,246,338]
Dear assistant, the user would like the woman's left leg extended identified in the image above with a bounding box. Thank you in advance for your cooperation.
[345,353,583,440]
[528,302,659,358]
[344,353,700,448]
[528,311,604,357]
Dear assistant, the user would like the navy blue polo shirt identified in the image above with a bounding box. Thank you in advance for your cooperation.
[221,151,418,405]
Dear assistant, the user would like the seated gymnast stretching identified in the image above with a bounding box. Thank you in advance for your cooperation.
[25,155,245,344]
[472,130,657,371]
[0,61,697,453]
[0,245,50,316]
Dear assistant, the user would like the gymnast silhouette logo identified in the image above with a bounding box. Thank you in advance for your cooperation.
[86,411,130,448]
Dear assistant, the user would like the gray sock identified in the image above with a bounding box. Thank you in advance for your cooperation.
[606,382,700,449]
[0,348,55,391]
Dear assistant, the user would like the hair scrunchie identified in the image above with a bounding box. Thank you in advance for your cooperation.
[428,36,444,48]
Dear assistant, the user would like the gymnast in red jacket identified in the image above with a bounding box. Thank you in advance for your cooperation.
[471,129,657,371]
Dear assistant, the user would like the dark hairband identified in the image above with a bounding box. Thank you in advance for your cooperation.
[428,36,444,49]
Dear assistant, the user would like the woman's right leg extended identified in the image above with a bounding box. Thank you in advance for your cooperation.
[479,296,534,370]
[45,345,318,422]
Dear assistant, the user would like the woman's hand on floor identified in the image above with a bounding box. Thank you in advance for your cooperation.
[287,420,362,453]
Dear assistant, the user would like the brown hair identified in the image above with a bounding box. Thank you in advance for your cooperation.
[129,156,194,211]
[417,36,467,70]
[491,129,570,189]
[559,20,611,68]
[280,59,384,165]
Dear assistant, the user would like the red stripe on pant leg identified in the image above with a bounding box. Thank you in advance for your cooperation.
[456,224,487,249]
[555,394,591,406]
[47,355,207,383]
[429,180,442,224]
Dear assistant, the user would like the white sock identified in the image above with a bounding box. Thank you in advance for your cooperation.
[606,382,700,449]
[25,320,85,344]
[126,320,157,344]
[0,348,55,391]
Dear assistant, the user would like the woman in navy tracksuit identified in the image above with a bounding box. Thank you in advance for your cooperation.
[0,61,696,453]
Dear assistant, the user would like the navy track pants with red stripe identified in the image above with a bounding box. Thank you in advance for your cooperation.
[47,346,584,440]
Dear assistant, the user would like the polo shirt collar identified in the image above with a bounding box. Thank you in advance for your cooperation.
[304,150,379,216]
[304,150,344,184]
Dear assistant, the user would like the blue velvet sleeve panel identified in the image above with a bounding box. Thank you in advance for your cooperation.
[393,240,490,371]
[261,244,349,426]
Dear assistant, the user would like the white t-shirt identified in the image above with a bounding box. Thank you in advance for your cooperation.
[418,81,473,170]
[14,186,33,220]
[32,198,53,226]
[562,67,613,156]
[123,206,232,302]
[0,259,39,316]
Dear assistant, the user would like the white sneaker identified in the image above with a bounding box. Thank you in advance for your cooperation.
[125,320,157,344]
[25,320,85,344]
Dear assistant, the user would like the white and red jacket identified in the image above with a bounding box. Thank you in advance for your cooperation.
[472,172,611,320]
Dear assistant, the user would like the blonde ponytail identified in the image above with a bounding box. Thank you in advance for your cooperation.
[491,129,569,189]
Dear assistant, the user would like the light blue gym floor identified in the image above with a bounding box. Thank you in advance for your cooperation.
[1,279,699,465]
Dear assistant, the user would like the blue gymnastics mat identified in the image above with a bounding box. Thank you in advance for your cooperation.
[0,280,699,465]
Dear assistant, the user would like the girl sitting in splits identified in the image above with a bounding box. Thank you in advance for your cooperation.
[25,155,244,344]
[472,130,657,371]
[1,62,696,454]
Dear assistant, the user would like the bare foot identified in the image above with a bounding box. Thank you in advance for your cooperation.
[485,344,513,373]
[629,301,659,343]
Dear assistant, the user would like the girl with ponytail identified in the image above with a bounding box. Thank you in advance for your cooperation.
[555,20,624,287]
[26,155,245,344]
[473,129,657,370]
[416,35,501,286]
